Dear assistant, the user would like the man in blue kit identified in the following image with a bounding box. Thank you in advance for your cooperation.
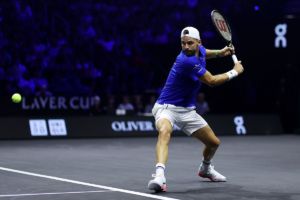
[148,26,244,192]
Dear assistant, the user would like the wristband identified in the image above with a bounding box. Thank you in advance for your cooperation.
[226,69,238,80]
[214,50,221,58]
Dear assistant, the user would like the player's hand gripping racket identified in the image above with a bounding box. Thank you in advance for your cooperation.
[211,10,238,63]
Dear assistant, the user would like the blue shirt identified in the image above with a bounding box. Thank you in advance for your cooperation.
[157,45,207,107]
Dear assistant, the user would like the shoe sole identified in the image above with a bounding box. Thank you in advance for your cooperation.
[148,182,167,192]
[198,172,227,182]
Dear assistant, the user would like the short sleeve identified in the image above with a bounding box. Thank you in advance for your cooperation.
[199,45,206,57]
[185,57,206,78]
[192,63,206,77]
[194,45,207,77]
[178,49,207,78]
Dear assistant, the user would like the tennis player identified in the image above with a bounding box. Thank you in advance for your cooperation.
[148,26,244,192]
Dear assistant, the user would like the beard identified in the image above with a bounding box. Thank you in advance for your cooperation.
[183,49,196,56]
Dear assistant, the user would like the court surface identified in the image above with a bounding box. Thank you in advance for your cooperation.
[1,135,300,200]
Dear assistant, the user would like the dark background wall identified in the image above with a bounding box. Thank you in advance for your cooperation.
[0,0,299,133]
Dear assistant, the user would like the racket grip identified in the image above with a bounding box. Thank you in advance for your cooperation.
[232,54,238,64]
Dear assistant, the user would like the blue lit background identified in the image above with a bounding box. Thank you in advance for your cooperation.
[0,0,299,132]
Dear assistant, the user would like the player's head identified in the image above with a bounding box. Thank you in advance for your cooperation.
[180,26,201,56]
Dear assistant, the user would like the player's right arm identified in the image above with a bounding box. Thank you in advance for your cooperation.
[199,61,244,87]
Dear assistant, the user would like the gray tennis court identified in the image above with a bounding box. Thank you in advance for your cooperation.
[1,135,299,200]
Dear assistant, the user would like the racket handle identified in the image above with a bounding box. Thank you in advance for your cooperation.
[232,54,238,64]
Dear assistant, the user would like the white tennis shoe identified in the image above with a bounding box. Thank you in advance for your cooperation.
[198,164,227,182]
[147,174,167,192]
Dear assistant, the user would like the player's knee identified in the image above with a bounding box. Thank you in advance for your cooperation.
[215,138,221,146]
[158,126,172,142]
[208,138,221,149]
[159,128,171,139]
[157,120,172,138]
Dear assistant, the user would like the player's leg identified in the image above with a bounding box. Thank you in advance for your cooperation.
[192,125,226,182]
[148,118,173,192]
[156,118,173,165]
[193,125,220,161]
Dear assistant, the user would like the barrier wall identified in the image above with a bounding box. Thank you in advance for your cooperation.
[0,114,283,139]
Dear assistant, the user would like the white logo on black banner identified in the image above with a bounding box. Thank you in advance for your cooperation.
[275,23,287,48]
[234,116,247,135]
[111,121,154,131]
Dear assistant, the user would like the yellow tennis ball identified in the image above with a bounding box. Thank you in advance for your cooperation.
[11,93,22,103]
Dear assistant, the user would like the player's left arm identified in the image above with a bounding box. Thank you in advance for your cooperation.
[199,61,244,87]
[206,46,234,59]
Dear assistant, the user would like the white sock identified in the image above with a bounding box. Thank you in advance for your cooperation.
[155,163,165,177]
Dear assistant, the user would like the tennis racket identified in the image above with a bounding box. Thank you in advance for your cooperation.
[211,10,238,63]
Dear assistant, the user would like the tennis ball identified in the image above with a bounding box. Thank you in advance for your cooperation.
[11,93,22,103]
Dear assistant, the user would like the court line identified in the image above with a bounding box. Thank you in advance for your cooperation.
[0,190,109,198]
[0,166,180,200]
